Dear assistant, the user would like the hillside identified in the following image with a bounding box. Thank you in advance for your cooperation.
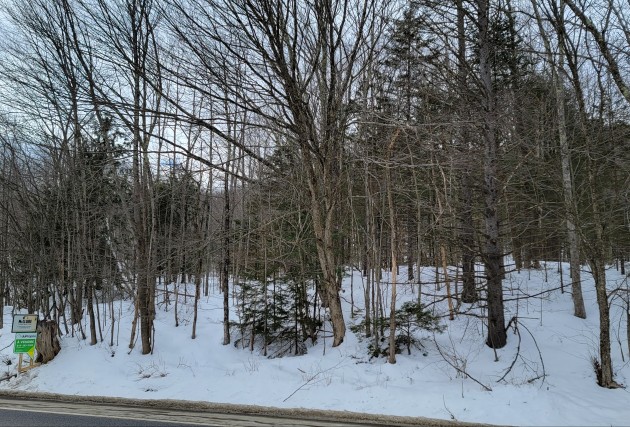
[1,262,628,426]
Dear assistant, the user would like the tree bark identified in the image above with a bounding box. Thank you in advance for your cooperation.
[555,57,586,319]
[460,174,477,303]
[457,0,477,304]
[36,320,61,364]
[363,164,372,338]
[587,155,617,388]
[478,0,507,349]
[442,245,455,321]
[386,131,399,364]
[407,211,414,282]
[87,281,97,345]
[591,256,615,387]
[222,169,231,346]
[532,0,587,319]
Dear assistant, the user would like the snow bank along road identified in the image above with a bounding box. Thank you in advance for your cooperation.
[0,391,499,426]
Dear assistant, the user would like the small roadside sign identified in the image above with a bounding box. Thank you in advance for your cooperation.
[11,314,38,333]
[14,332,37,359]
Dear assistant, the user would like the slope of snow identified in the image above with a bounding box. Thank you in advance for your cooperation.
[1,262,628,426]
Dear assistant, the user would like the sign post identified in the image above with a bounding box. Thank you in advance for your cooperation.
[12,315,39,373]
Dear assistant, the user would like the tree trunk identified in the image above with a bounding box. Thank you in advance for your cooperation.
[109,296,115,347]
[86,280,97,345]
[457,0,477,305]
[137,253,154,354]
[553,26,586,319]
[407,211,414,282]
[0,276,4,330]
[592,257,615,387]
[554,0,618,382]
[192,263,201,340]
[36,320,61,364]
[364,165,373,338]
[222,171,231,345]
[460,176,477,303]
[305,154,345,347]
[442,245,455,320]
[587,155,617,388]
[416,200,423,301]
[386,133,399,364]
[478,0,506,349]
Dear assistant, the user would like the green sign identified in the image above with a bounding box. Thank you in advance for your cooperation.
[14,332,37,358]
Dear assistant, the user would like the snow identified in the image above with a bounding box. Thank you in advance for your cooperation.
[1,262,629,426]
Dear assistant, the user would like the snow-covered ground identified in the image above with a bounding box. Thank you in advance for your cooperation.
[1,262,628,426]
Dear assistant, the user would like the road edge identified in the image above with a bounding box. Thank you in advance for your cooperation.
[0,390,499,426]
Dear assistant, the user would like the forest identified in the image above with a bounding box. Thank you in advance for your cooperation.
[0,0,628,391]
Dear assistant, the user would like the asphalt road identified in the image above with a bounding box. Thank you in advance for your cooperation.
[0,391,496,426]
[0,408,190,427]
[0,399,363,426]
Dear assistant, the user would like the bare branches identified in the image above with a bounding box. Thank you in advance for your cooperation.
[433,334,493,392]
[563,0,630,105]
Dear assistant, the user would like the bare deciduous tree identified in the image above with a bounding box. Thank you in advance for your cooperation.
[166,0,390,347]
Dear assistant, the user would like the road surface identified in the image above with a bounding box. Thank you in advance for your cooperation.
[0,391,496,426]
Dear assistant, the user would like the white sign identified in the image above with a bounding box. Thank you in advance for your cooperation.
[11,314,38,333]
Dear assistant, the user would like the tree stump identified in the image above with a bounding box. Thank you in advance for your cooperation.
[36,320,61,364]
